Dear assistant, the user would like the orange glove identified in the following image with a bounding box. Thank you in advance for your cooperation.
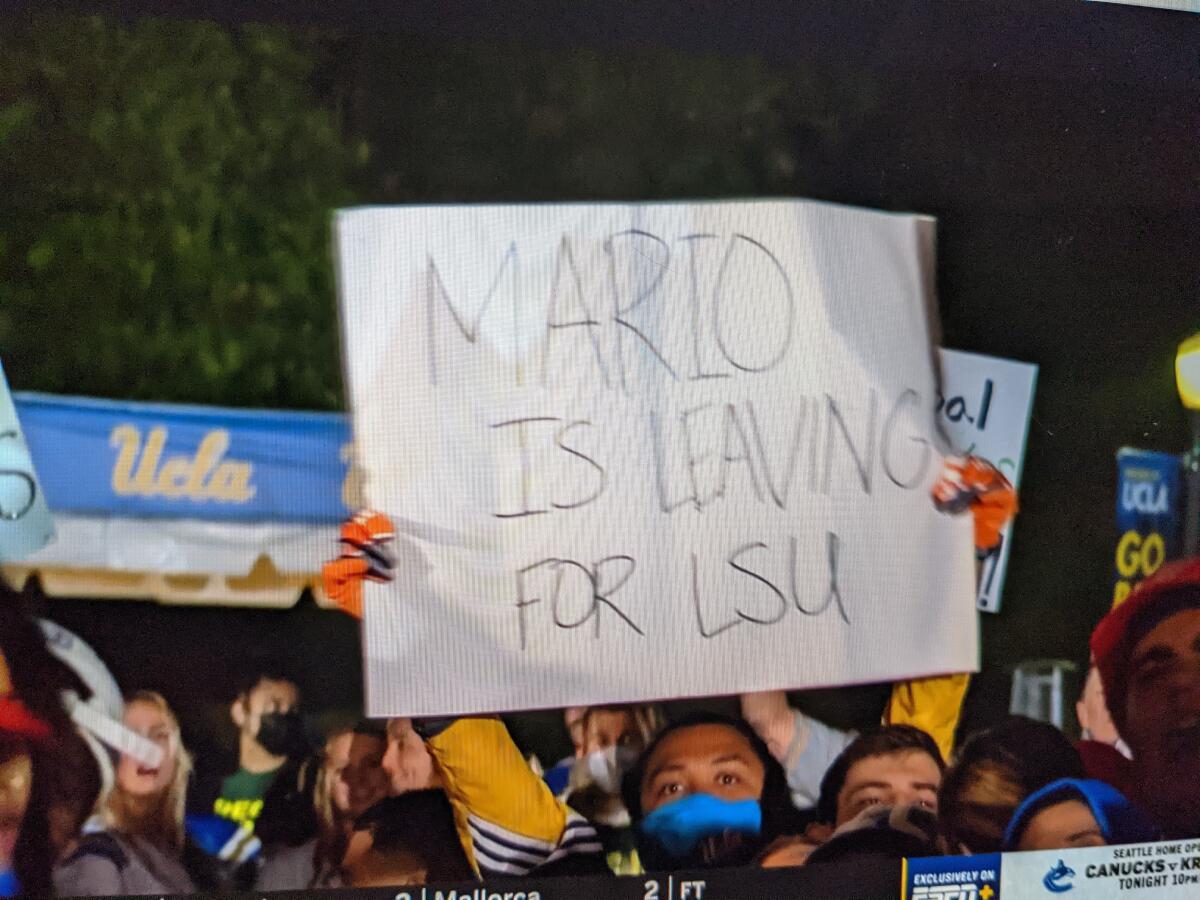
[932,455,1018,554]
[321,510,396,619]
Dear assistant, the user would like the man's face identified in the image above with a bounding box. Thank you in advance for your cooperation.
[1123,608,1200,833]
[381,718,438,795]
[639,723,765,816]
[234,677,299,740]
[834,750,941,827]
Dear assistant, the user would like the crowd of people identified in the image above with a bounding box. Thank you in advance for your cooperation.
[3,459,1200,896]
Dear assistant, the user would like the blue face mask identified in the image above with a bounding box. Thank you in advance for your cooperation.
[0,866,20,898]
[641,793,763,858]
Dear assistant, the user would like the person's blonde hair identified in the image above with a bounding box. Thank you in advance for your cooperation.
[938,756,1024,853]
[103,691,192,850]
[938,716,1086,854]
[313,726,355,841]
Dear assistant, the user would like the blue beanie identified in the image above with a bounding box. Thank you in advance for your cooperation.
[1003,778,1158,851]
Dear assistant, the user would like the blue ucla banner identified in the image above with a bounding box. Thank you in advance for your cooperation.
[1113,447,1181,607]
[13,393,352,523]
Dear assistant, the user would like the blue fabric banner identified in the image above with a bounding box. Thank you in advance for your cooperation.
[1113,447,1181,607]
[13,392,352,523]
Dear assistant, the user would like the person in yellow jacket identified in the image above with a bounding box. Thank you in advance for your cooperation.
[395,716,607,878]
[324,516,610,879]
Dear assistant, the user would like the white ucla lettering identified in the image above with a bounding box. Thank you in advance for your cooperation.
[110,425,256,503]
[1122,481,1168,515]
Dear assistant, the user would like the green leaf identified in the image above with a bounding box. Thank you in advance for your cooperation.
[138,259,155,290]
[26,241,55,271]
[0,101,34,145]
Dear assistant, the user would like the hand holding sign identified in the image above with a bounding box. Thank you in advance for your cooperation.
[932,456,1018,553]
[327,454,1017,620]
[323,510,397,619]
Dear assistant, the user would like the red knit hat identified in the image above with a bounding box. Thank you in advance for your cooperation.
[0,646,50,741]
[1090,556,1200,731]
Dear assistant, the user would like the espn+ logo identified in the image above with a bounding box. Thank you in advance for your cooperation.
[911,885,995,900]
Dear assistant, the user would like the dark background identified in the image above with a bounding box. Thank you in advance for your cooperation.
[4,0,1199,758]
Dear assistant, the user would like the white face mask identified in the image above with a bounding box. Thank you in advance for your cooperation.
[583,745,639,796]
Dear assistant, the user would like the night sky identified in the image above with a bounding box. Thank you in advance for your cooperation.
[9,0,1200,745]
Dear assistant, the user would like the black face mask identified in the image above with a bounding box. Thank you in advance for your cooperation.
[256,710,306,758]
[639,829,768,873]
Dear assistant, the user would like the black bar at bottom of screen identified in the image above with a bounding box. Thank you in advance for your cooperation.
[81,859,904,900]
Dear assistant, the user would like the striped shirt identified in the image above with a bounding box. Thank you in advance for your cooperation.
[423,718,605,878]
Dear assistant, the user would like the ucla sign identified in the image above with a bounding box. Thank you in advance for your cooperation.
[1122,480,1170,516]
[1113,448,1181,607]
[13,393,350,523]
[110,425,256,503]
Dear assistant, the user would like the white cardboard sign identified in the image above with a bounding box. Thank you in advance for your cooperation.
[335,200,977,717]
[937,349,1038,614]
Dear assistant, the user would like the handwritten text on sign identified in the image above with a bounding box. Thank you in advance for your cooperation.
[335,201,977,716]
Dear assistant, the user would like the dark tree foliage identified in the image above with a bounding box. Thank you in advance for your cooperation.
[0,17,362,409]
[0,18,866,409]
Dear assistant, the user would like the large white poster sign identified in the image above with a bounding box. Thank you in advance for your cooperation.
[335,200,977,717]
[937,349,1038,614]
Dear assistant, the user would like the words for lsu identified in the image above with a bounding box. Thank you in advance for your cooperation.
[501,387,933,649]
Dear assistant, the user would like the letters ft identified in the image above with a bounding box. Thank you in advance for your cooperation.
[679,882,706,899]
